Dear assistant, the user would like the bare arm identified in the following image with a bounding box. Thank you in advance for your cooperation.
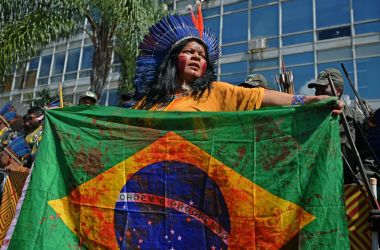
[262,89,343,115]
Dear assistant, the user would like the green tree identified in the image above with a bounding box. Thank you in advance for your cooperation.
[0,0,165,99]
[115,2,166,96]
[26,88,59,108]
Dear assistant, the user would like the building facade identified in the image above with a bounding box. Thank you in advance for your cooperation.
[1,0,380,113]
[0,23,121,113]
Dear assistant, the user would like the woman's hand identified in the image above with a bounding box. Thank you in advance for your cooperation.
[305,95,344,115]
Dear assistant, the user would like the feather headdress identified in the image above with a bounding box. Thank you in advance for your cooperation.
[4,136,31,165]
[134,2,220,96]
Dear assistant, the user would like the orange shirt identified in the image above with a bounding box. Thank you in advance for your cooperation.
[135,81,265,112]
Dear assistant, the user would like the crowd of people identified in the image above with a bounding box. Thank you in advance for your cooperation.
[0,91,99,191]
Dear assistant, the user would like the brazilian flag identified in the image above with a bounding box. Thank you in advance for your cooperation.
[4,99,349,249]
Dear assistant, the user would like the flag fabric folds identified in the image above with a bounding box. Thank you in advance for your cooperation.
[3,100,349,249]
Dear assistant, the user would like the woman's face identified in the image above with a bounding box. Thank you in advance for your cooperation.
[176,41,207,83]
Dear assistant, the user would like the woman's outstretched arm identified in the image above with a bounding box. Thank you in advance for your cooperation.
[262,89,343,115]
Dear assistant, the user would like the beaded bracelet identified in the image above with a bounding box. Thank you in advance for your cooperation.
[291,95,306,105]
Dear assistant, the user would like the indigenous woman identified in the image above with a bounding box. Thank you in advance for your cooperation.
[134,5,342,114]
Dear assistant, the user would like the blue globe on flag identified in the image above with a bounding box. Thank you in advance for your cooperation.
[114,161,231,249]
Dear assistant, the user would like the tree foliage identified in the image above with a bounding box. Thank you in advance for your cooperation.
[115,1,166,95]
[25,88,59,108]
[0,0,165,99]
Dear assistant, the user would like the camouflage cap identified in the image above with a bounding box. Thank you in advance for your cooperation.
[241,74,267,88]
[308,68,344,89]
[80,91,98,102]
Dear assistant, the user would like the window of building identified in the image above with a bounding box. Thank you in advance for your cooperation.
[249,58,278,71]
[63,94,74,104]
[29,57,39,70]
[80,45,94,78]
[39,55,52,77]
[50,75,62,85]
[38,54,52,85]
[65,48,80,81]
[224,1,247,12]
[282,32,313,46]
[355,21,380,35]
[55,44,67,52]
[283,52,314,66]
[282,0,312,34]
[357,57,380,99]
[266,37,279,48]
[203,6,220,17]
[3,75,13,92]
[176,0,194,11]
[81,46,94,69]
[251,0,277,6]
[251,5,278,38]
[113,55,121,65]
[317,26,351,41]
[289,64,314,94]
[204,17,220,41]
[111,65,121,74]
[222,43,248,55]
[317,47,352,63]
[14,63,26,90]
[25,57,39,89]
[98,90,107,105]
[79,70,92,78]
[69,40,82,49]
[83,38,92,45]
[12,94,21,102]
[316,0,350,28]
[50,51,66,85]
[355,43,380,58]
[52,52,65,75]
[75,91,84,105]
[353,0,380,21]
[108,89,120,106]
[220,73,247,85]
[220,61,247,74]
[223,11,248,44]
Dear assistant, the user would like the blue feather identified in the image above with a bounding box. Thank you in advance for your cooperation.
[0,102,13,115]
[7,136,31,160]
[2,111,17,123]
[134,14,220,97]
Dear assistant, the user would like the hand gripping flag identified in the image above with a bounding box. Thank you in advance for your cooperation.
[3,99,349,249]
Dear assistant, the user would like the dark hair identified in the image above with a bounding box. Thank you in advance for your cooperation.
[140,38,216,109]
[27,106,44,117]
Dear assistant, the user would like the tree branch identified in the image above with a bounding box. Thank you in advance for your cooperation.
[83,11,98,44]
